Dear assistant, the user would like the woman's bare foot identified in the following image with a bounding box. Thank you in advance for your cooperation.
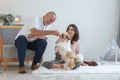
[52,64,64,68]
[81,63,88,66]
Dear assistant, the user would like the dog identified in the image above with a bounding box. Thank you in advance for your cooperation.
[54,32,76,70]
[55,32,72,58]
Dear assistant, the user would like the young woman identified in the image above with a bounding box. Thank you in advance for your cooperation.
[65,24,88,68]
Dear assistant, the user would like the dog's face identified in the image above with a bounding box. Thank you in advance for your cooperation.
[60,32,71,41]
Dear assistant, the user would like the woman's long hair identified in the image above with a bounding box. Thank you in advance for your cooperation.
[66,24,80,44]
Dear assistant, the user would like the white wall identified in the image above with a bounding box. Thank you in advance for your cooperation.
[0,0,119,60]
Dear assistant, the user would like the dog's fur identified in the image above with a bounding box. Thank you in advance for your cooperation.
[64,52,76,70]
[55,32,76,70]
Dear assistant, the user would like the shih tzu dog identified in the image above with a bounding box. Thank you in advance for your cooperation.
[55,32,77,70]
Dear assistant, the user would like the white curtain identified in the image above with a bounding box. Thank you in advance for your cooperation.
[117,13,120,48]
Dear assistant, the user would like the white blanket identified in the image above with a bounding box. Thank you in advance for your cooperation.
[32,63,120,74]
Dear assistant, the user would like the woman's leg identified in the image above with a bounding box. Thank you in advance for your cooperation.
[52,64,64,68]
[42,60,64,69]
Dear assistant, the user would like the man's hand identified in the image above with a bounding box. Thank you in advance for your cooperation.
[50,30,60,36]
[28,34,34,38]
[28,28,38,38]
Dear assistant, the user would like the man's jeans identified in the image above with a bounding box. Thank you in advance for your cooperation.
[15,35,47,67]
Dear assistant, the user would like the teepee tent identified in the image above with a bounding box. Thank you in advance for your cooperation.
[99,33,120,63]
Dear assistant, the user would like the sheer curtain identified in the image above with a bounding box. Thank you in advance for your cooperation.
[117,19,120,47]
[117,1,120,47]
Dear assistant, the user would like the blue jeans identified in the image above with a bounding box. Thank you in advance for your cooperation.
[15,35,47,67]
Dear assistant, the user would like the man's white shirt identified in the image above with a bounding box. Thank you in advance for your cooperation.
[15,16,52,42]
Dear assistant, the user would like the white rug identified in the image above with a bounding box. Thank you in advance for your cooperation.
[32,63,120,74]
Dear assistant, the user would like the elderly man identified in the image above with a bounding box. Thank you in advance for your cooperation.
[15,11,59,73]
